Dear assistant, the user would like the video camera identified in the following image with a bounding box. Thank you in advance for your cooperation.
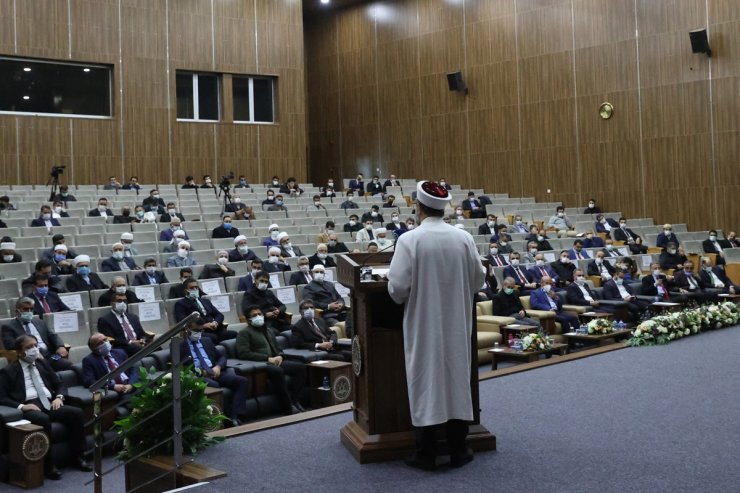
[219,171,235,190]
[50,165,66,179]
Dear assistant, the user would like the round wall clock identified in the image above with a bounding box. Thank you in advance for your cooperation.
[599,102,614,119]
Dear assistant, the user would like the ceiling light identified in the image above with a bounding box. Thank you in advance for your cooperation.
[23,67,31,72]
[22,96,30,100]
[320,0,330,4]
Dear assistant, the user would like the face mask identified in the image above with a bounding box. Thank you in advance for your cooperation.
[709,235,717,241]
[668,249,677,255]
[54,253,66,262]
[615,278,623,285]
[325,229,334,235]
[503,287,514,295]
[272,180,279,186]
[486,221,495,227]
[251,315,265,327]
[188,290,200,299]
[171,224,181,231]
[177,249,189,258]
[653,269,661,277]
[365,224,373,230]
[205,179,212,185]
[168,208,177,215]
[537,235,545,242]
[114,302,127,313]
[275,200,283,206]
[267,195,274,201]
[299,265,310,273]
[314,201,321,206]
[78,266,91,276]
[61,192,68,197]
[329,240,337,246]
[317,252,328,260]
[97,341,112,356]
[42,213,51,220]
[270,231,279,240]
[23,347,39,363]
[664,229,671,233]
[54,206,62,214]
[217,257,229,265]
[146,266,157,275]
[500,241,508,246]
[371,211,378,217]
[588,203,595,208]
[174,238,183,245]
[238,245,249,254]
[112,251,124,261]
[529,248,538,255]
[268,256,279,264]
[19,311,34,323]
[576,276,585,285]
[595,258,603,264]
[239,179,247,186]
[303,308,315,319]
[114,286,127,295]
[222,222,233,231]
[542,284,551,293]
[349,220,356,226]
[3,255,14,262]
[620,223,626,228]
[189,331,202,342]
[123,243,132,250]
[313,273,325,282]
[510,259,520,266]
[257,282,269,291]
[136,211,144,218]
[560,257,569,264]
[35,286,50,297]
[535,260,544,267]
[514,219,522,225]
[440,181,446,187]
[557,212,564,218]
[606,245,614,251]
[490,248,498,255]
[392,216,400,223]
[347,197,354,202]
[99,205,107,212]
[328,182,334,187]
[456,210,463,216]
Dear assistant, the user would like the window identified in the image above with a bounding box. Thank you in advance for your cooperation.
[233,76,275,123]
[0,56,111,118]
[176,72,220,121]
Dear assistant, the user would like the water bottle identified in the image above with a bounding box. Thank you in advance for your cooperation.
[322,376,330,389]
[617,320,624,329]
[579,323,587,334]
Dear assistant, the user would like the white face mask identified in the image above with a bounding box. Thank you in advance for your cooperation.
[347,197,354,202]
[257,282,269,291]
[365,224,373,230]
[542,284,551,293]
[270,231,279,240]
[268,256,279,264]
[490,248,498,255]
[114,286,127,294]
[530,248,538,255]
[560,257,570,263]
[234,198,241,203]
[112,251,124,261]
[407,224,415,230]
[303,308,315,319]
[3,255,14,262]
[537,235,545,242]
[299,265,310,273]
[349,220,357,226]
[709,235,717,241]
[251,315,265,327]
[313,273,325,282]
[238,245,249,254]
[53,206,62,213]
[510,259,519,266]
[456,210,463,216]
[42,213,51,220]
[98,205,107,212]
[392,216,400,223]
[283,242,292,250]
[217,257,229,265]
[595,258,603,264]
[371,211,378,217]
[177,249,189,258]
[23,347,39,363]
[653,269,661,277]
[588,203,595,208]
[145,266,157,275]
[488,221,495,227]
[114,302,127,313]
[317,252,327,259]
[189,331,202,342]
[535,260,544,267]
[168,208,177,215]
[606,245,614,251]
[576,276,585,285]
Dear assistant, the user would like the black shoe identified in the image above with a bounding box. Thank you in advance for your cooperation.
[293,402,306,412]
[404,453,437,471]
[230,417,243,427]
[76,458,93,472]
[449,447,474,468]
[45,467,63,480]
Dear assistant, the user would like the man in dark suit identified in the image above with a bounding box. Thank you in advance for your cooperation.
[132,258,170,286]
[308,244,336,269]
[141,189,166,214]
[121,175,141,191]
[360,205,384,224]
[66,255,109,292]
[491,278,540,327]
[1,297,72,371]
[278,232,304,258]
[550,251,577,289]
[586,250,615,282]
[529,277,580,333]
[289,257,314,286]
[98,276,145,307]
[199,250,236,280]
[478,214,498,236]
[174,279,235,343]
[568,240,590,260]
[30,205,61,228]
[672,260,719,303]
[641,263,684,303]
[302,265,346,325]
[101,242,141,272]
[502,252,537,294]
[159,218,189,242]
[264,246,290,273]
[602,268,649,322]
[612,217,648,254]
[566,269,612,312]
[658,243,687,271]
[528,253,560,285]
[382,174,400,193]
[725,231,740,248]
[508,215,529,234]
[594,214,619,234]
[53,185,76,202]
[242,271,290,332]
[348,174,365,196]
[229,235,261,263]
[113,206,137,224]
[97,293,152,356]
[28,274,70,316]
[225,195,255,220]
[89,197,114,217]
[702,230,727,266]
[235,306,306,414]
[22,259,66,295]
[238,260,270,292]
[212,215,240,239]
[41,233,78,261]
[699,259,737,294]
[582,231,605,249]
[486,242,510,268]
[169,268,194,299]
[291,299,351,361]
[0,335,92,478]
[180,324,249,427]
[366,175,383,196]
[327,233,350,254]
[160,202,186,223]
[82,333,138,408]
[656,224,680,249]
[461,191,485,218]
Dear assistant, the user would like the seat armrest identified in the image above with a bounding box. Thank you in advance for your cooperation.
[0,405,23,423]
[563,304,586,314]
[598,300,629,307]
[282,349,328,363]
[525,309,556,319]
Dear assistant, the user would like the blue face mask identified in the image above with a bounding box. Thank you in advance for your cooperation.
[239,179,246,186]
[223,223,232,230]
[78,266,91,276]
[36,287,49,297]
[54,253,66,262]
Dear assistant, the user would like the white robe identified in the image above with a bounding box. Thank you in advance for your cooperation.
[388,216,485,427]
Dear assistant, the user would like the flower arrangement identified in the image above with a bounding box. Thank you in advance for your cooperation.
[627,302,739,347]
[587,318,613,335]
[114,366,226,461]
[520,332,551,352]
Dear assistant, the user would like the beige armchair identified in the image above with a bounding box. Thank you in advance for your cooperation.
[518,296,566,342]
[475,301,515,364]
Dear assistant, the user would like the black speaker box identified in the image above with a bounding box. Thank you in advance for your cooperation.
[689,28,711,56]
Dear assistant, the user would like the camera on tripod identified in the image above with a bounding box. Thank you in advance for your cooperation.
[219,171,235,191]
[50,165,66,178]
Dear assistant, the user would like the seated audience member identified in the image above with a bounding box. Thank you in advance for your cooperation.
[97,293,151,356]
[306,194,327,214]
[503,252,537,294]
[122,175,141,191]
[167,241,196,267]
[619,257,641,281]
[450,205,466,223]
[53,185,76,202]
[119,232,138,257]
[672,260,719,304]
[102,243,140,272]
[658,242,687,271]
[181,175,198,189]
[66,255,108,292]
[594,214,619,234]
[262,224,281,247]
[587,250,615,282]
[641,263,682,302]
[522,241,540,264]
[527,226,554,251]
[160,202,185,223]
[291,299,351,361]
[656,224,680,249]
[51,201,69,219]
[270,176,282,188]
[235,175,250,189]
[438,178,451,190]
[383,174,400,192]
[613,218,648,254]
[168,268,193,299]
[0,195,15,211]
[529,276,580,333]
[725,231,740,248]
[462,191,485,218]
[261,189,277,208]
[474,275,498,302]
[229,235,261,263]
[348,174,365,196]
[225,195,254,220]
[49,246,75,277]
[113,206,136,224]
[278,232,303,258]
[320,184,336,198]
[702,230,727,265]
[0,217,6,228]
[200,175,216,189]
[509,215,530,234]
[40,234,76,261]
[98,276,144,307]
[212,215,240,239]
[382,194,398,209]
[491,278,541,327]
[163,229,188,253]
[174,279,235,343]
[31,205,61,228]
[315,221,336,244]
[366,175,383,196]
[309,244,336,269]
[241,271,290,332]
[366,242,379,253]
[302,264,346,326]
[289,257,314,286]
[582,231,604,249]
[159,217,189,242]
[344,214,362,234]
[478,214,498,236]
[583,198,602,215]
[529,253,560,285]
[489,223,509,244]
[103,176,122,190]
[601,268,649,322]
[89,197,114,217]
[0,241,21,263]
[199,250,236,280]
[341,192,359,209]
[82,333,138,407]
[361,205,384,224]
[237,259,269,292]
[386,212,405,233]
[568,239,590,260]
[374,228,394,251]
[0,334,91,479]
[486,242,509,268]
[180,323,248,427]
[327,233,350,254]
[355,219,377,244]
[603,239,621,258]
[280,176,304,196]
[550,250,576,288]
[394,218,416,240]
[264,246,290,273]
[132,205,148,223]
[547,206,575,237]
[566,269,612,311]
[22,259,65,294]
[235,306,306,414]
[142,189,166,214]
[28,275,70,316]
[1,298,72,370]
[699,258,737,294]
[268,194,288,212]
[133,258,169,286]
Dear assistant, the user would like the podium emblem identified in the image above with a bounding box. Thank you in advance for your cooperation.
[333,375,352,402]
[351,336,362,376]
[22,431,50,462]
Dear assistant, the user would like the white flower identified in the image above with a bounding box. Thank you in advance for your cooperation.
[684,329,690,336]
[634,329,642,337]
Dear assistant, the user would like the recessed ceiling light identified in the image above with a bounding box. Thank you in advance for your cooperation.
[23,67,31,72]
[320,0,330,4]
[83,68,91,72]
[22,96,30,100]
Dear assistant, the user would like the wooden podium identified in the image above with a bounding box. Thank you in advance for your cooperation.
[337,253,496,463]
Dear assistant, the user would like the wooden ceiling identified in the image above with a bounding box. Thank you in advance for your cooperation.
[302,0,370,17]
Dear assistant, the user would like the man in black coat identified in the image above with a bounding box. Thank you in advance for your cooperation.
[586,250,615,281]
[97,293,152,356]
[601,268,649,322]
[168,268,193,299]
[702,230,727,266]
[82,333,138,409]
[241,271,290,333]
[174,279,235,343]
[612,218,648,254]
[199,250,236,280]
[88,198,114,217]
[160,202,186,223]
[98,276,145,307]
[565,269,614,313]
[30,205,61,227]
[27,274,70,316]
[491,278,540,328]
[0,335,92,479]
[308,244,337,269]
[290,300,351,361]
[66,255,109,292]
[228,235,261,263]
[132,258,170,286]
[212,215,240,239]
[327,233,350,254]
[550,251,577,288]
[141,189,166,214]
[301,265,346,325]
[288,257,313,286]
[699,259,737,294]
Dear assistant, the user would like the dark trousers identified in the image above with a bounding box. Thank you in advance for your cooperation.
[325,350,353,362]
[265,360,305,413]
[415,420,469,460]
[203,369,249,418]
[554,311,580,333]
[202,326,237,344]
[47,355,74,372]
[23,399,87,467]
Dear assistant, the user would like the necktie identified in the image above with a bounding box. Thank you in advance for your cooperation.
[120,315,136,341]
[149,276,157,285]
[24,323,32,335]
[495,257,502,267]
[577,252,583,260]
[29,364,51,411]
[540,267,547,277]
[515,268,526,284]
[106,355,126,384]
[40,297,51,314]
[195,299,206,315]
[310,320,327,342]
[710,271,724,288]
[191,343,213,375]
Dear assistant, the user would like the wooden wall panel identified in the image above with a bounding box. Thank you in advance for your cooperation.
[15,0,69,59]
[0,0,16,54]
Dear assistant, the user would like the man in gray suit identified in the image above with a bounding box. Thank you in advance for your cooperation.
[1,298,72,371]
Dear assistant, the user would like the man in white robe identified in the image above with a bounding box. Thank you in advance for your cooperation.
[388,180,485,470]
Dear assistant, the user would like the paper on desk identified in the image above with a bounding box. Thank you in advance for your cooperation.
[199,279,222,296]
[543,253,556,262]
[58,293,83,311]
[641,255,653,268]
[138,302,161,322]
[209,295,231,313]
[507,324,521,328]
[324,269,334,282]
[134,286,156,303]
[6,420,32,427]
[53,311,79,333]
[312,360,329,365]
[275,287,296,305]
[583,312,597,315]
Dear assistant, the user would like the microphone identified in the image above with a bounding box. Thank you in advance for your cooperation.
[359,241,396,281]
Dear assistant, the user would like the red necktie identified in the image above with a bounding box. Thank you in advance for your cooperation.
[40,297,51,314]
[540,267,547,277]
[106,355,125,384]
[495,257,502,267]
[120,315,136,341]
[577,252,583,260]
[310,320,327,342]
[515,268,526,284]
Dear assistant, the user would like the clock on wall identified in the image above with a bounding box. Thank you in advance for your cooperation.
[599,102,614,120]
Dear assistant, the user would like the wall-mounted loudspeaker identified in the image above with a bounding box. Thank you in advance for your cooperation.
[689,28,711,57]
[446,72,468,95]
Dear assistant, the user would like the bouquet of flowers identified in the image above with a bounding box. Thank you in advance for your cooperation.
[587,318,613,335]
[520,332,551,352]
[628,302,740,347]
